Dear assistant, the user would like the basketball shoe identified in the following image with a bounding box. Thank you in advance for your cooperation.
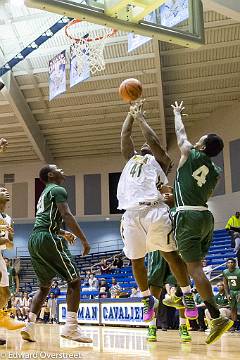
[147,325,157,342]
[0,309,24,330]
[61,324,93,343]
[142,296,159,322]
[205,317,234,345]
[179,324,192,342]
[21,322,36,342]
[163,293,198,319]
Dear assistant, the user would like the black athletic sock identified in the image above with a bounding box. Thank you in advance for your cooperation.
[204,297,220,319]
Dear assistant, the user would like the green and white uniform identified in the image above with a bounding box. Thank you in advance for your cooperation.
[148,208,177,287]
[29,183,79,286]
[223,268,240,308]
[174,149,221,262]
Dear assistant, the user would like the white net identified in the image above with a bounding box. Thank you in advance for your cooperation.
[66,21,116,75]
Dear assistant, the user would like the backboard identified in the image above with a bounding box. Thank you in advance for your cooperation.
[25,0,205,48]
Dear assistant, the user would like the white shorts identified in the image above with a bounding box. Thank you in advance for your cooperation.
[0,252,9,287]
[120,205,177,260]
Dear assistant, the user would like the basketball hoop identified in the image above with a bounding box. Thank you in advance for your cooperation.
[65,19,117,75]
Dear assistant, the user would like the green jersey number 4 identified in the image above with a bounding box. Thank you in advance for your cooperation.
[192,165,209,187]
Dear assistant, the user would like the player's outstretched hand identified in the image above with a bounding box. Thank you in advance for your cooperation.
[129,99,146,120]
[171,101,186,116]
[0,138,8,152]
[64,231,77,245]
[82,240,91,256]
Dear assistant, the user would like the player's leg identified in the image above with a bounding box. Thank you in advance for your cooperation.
[0,256,24,331]
[121,212,158,322]
[229,291,238,331]
[48,236,92,343]
[21,231,60,342]
[147,207,197,320]
[147,251,164,341]
[177,211,233,344]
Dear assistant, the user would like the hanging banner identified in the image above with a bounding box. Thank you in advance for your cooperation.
[70,44,90,88]
[160,0,189,28]
[49,50,66,101]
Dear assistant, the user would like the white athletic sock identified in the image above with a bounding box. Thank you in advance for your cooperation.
[179,318,187,325]
[141,289,151,297]
[66,311,78,326]
[180,286,191,294]
[28,312,37,323]
[149,317,157,327]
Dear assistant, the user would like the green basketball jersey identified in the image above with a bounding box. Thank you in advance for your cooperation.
[34,183,68,233]
[174,149,221,207]
[214,293,229,307]
[223,268,240,291]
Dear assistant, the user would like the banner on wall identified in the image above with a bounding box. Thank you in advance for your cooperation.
[59,303,99,324]
[49,50,66,101]
[70,44,90,88]
[101,302,145,326]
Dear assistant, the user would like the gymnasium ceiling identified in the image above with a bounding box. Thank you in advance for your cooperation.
[0,1,240,164]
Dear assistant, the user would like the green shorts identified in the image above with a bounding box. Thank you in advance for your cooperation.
[28,230,79,286]
[229,290,240,309]
[175,210,214,263]
[148,250,177,288]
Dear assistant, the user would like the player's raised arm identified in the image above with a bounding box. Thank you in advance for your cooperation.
[130,100,171,174]
[121,112,135,160]
[172,101,192,158]
[56,202,90,256]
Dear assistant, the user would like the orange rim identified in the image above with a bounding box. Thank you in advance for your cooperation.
[65,19,117,43]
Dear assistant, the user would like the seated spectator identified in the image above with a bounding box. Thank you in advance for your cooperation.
[202,259,213,280]
[99,279,110,299]
[88,273,99,291]
[130,286,141,298]
[205,281,231,325]
[109,278,122,299]
[14,292,31,320]
[112,254,123,269]
[39,301,50,323]
[22,292,31,320]
[48,292,57,324]
[50,281,61,298]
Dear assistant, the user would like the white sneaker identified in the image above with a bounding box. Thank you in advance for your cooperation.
[21,322,36,342]
[61,324,93,343]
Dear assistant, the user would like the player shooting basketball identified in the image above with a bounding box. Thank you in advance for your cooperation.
[117,100,198,329]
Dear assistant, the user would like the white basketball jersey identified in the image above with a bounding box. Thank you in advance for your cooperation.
[0,213,12,251]
[117,154,168,210]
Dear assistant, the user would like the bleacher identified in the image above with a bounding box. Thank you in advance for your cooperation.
[206,229,235,279]
[18,229,235,295]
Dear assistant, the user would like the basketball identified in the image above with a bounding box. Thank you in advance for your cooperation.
[119,78,143,102]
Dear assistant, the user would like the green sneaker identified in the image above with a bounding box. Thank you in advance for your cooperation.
[162,295,185,310]
[147,325,157,342]
[179,324,192,343]
[206,317,234,345]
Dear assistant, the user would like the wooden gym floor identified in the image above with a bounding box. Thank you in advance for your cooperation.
[0,324,239,359]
